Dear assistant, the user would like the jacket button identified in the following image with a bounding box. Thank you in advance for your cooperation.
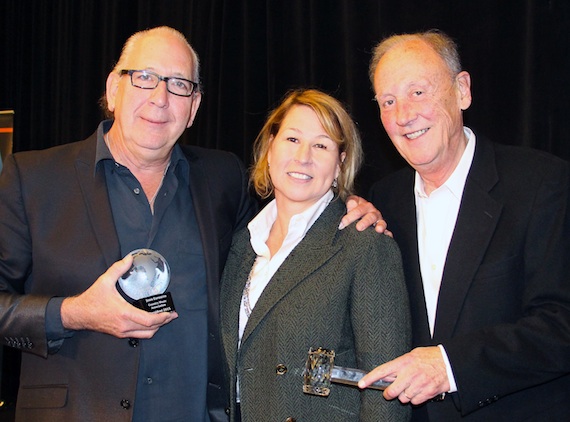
[128,338,139,348]
[276,364,287,375]
[285,418,296,422]
[225,407,230,415]
[120,399,131,409]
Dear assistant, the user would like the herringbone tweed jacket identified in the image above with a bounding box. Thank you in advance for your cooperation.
[220,197,411,421]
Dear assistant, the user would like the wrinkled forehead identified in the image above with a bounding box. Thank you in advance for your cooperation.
[374,40,451,89]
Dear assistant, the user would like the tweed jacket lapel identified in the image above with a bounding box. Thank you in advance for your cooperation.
[221,239,255,370]
[74,137,120,268]
[433,139,502,340]
[240,199,345,346]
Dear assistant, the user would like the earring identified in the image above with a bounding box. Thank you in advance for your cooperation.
[332,178,338,189]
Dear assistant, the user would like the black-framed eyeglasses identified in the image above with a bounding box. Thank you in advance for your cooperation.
[120,69,199,97]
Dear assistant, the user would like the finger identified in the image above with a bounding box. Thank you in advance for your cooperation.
[128,309,178,329]
[373,219,388,234]
[399,390,413,404]
[358,365,390,389]
[104,254,134,285]
[345,197,359,212]
[354,213,380,231]
[339,207,372,230]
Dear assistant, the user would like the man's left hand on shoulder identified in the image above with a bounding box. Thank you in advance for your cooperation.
[341,195,392,236]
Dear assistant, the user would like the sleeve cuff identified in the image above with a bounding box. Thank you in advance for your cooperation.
[438,344,458,393]
[45,297,74,353]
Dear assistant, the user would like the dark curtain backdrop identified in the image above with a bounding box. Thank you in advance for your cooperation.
[1,0,569,196]
[0,0,568,414]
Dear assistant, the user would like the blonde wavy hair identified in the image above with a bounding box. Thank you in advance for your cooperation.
[251,89,363,201]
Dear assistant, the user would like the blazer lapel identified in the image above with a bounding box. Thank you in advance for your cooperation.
[391,172,433,346]
[74,138,120,268]
[433,139,502,340]
[240,200,345,345]
[186,152,220,285]
[221,231,257,371]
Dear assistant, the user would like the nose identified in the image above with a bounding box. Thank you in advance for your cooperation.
[395,100,417,126]
[149,80,169,107]
[294,142,311,164]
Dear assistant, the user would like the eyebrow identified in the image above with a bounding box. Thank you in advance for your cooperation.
[141,67,191,79]
[282,127,333,141]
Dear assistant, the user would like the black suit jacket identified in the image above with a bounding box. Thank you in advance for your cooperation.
[369,135,570,421]
[0,128,257,421]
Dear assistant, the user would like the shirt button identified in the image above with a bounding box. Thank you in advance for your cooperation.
[128,338,139,348]
[146,377,153,384]
[134,187,140,195]
[120,399,131,409]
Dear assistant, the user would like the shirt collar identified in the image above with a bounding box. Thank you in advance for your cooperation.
[95,120,114,172]
[414,126,476,199]
[248,190,334,256]
[94,119,189,184]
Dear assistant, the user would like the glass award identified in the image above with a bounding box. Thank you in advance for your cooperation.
[117,248,175,313]
[303,347,390,396]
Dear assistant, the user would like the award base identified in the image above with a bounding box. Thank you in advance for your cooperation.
[134,292,176,313]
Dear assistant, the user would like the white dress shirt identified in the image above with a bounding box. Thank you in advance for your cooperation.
[414,127,476,392]
[234,191,333,402]
[239,190,334,341]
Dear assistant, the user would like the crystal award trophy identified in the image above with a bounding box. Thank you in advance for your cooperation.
[303,347,390,396]
[117,249,175,313]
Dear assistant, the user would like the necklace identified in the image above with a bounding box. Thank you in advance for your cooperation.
[242,264,256,318]
[148,163,170,212]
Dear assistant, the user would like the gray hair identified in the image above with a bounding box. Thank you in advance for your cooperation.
[369,29,461,84]
[112,26,200,82]
[100,26,201,117]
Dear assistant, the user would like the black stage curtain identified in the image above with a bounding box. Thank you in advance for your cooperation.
[0,0,568,415]
[1,0,569,194]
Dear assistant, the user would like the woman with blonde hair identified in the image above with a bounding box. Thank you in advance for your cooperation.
[220,89,411,421]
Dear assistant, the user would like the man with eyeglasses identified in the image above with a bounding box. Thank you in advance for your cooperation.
[0,26,383,421]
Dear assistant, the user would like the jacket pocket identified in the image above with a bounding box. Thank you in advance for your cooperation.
[18,384,67,409]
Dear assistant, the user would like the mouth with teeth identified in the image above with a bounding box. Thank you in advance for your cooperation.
[287,172,312,180]
[405,128,429,140]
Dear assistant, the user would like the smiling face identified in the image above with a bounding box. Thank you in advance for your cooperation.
[105,31,202,161]
[267,105,345,213]
[373,39,472,187]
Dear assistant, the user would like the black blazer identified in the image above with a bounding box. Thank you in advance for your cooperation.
[0,128,257,421]
[369,135,570,421]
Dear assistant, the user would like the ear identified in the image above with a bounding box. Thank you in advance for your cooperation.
[267,135,275,165]
[105,72,121,113]
[456,71,472,111]
[186,92,203,128]
[336,151,347,178]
